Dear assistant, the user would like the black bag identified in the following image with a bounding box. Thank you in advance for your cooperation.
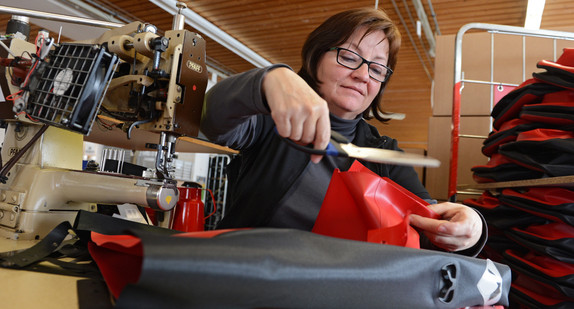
[506,222,574,264]
[1,211,512,309]
[464,191,547,229]
[533,48,574,90]
[504,249,574,295]
[110,227,511,309]
[510,270,574,309]
[498,128,574,177]
[491,79,562,130]
[471,153,545,183]
[499,187,574,225]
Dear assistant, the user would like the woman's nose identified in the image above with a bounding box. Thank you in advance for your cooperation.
[352,63,370,82]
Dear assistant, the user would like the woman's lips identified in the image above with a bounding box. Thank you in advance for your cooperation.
[342,85,364,96]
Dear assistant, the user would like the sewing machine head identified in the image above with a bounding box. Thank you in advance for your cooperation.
[3,8,207,134]
[1,2,208,178]
[0,2,210,239]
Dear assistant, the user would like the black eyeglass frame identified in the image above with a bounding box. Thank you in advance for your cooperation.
[329,47,393,83]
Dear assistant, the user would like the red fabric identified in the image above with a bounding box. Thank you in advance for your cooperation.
[88,234,143,299]
[463,191,500,210]
[511,186,574,205]
[481,119,531,156]
[520,113,574,125]
[494,84,517,106]
[514,222,574,240]
[492,79,541,129]
[505,249,574,279]
[541,89,574,103]
[537,49,574,74]
[512,271,574,306]
[555,48,574,67]
[312,161,439,248]
[515,128,574,142]
[474,152,514,169]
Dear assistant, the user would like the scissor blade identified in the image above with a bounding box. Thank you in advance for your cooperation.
[340,143,441,167]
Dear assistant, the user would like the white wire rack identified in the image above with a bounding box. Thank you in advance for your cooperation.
[449,23,574,201]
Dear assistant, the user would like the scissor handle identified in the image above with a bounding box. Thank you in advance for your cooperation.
[277,128,349,157]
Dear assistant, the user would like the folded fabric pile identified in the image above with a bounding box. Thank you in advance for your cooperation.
[465,48,574,308]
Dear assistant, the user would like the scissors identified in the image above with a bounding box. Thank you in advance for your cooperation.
[281,130,441,167]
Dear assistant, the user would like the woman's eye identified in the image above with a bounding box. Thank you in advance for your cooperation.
[341,55,358,63]
[371,67,383,75]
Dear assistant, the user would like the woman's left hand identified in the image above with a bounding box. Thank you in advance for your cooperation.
[409,202,482,252]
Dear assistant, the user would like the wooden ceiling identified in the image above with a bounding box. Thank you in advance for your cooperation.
[2,0,574,149]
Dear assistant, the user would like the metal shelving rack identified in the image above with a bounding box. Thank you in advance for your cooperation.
[204,154,232,230]
[449,23,574,308]
[449,23,574,201]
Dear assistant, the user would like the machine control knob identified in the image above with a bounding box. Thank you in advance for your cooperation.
[172,2,187,30]
[145,182,179,211]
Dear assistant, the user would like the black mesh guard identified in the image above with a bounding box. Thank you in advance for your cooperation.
[27,43,119,135]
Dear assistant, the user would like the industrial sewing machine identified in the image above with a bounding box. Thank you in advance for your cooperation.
[0,2,217,240]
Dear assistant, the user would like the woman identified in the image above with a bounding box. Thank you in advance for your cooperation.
[201,8,485,255]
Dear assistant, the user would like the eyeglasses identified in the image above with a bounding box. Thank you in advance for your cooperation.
[329,47,393,83]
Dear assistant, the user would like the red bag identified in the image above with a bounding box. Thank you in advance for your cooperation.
[311,161,439,248]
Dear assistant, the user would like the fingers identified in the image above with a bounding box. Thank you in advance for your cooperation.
[310,112,331,163]
[409,213,466,251]
[263,67,331,162]
[410,203,482,251]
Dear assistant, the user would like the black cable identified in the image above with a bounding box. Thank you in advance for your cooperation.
[0,124,49,183]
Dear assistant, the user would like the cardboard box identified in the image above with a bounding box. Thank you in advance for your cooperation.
[426,116,492,201]
[433,32,492,116]
[433,30,574,117]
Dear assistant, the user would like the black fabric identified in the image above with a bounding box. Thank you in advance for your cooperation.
[480,119,570,157]
[506,261,574,300]
[506,223,574,264]
[202,66,431,230]
[112,228,511,309]
[478,234,525,264]
[534,64,574,90]
[521,101,574,114]
[218,116,430,229]
[471,153,545,183]
[0,220,101,278]
[518,90,574,125]
[498,187,574,225]
[490,79,562,130]
[519,102,574,130]
[503,249,574,293]
[73,209,180,237]
[481,119,538,156]
[497,130,574,177]
[266,114,358,229]
[510,271,574,309]
[520,109,574,125]
[0,221,72,268]
[463,192,547,229]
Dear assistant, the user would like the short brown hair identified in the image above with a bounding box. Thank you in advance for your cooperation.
[298,8,401,122]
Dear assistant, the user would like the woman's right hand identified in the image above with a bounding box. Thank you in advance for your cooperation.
[262,67,331,163]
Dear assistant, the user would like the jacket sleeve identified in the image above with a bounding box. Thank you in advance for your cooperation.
[200,64,291,150]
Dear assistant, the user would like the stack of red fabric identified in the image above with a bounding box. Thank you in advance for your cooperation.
[466,48,574,308]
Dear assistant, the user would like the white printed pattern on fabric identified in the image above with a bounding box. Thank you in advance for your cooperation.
[477,259,503,305]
